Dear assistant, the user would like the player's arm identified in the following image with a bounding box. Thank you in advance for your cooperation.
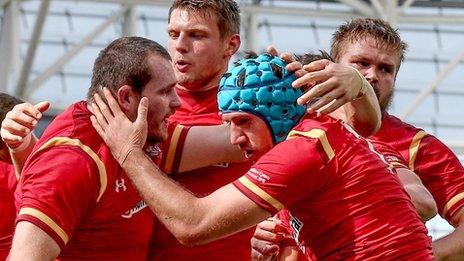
[395,167,437,221]
[432,207,464,260]
[90,89,270,245]
[12,146,99,260]
[177,123,245,173]
[0,101,50,174]
[290,59,380,137]
[407,136,464,260]
[122,153,269,245]
[9,221,60,261]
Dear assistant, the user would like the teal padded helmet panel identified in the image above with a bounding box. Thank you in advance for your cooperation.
[218,53,306,143]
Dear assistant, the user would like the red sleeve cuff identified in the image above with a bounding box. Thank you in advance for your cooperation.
[17,207,69,249]
[442,193,464,221]
[233,177,283,215]
[161,124,191,174]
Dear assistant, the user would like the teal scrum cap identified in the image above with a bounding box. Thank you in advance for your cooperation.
[218,53,306,143]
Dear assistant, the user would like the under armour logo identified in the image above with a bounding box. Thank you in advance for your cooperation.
[115,178,127,193]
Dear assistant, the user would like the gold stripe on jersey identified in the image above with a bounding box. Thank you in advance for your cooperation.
[390,161,408,169]
[409,130,427,171]
[238,176,284,211]
[35,137,107,202]
[164,125,184,174]
[19,207,69,244]
[443,192,464,217]
[287,129,335,160]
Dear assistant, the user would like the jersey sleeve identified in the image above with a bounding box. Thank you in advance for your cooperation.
[233,136,327,215]
[159,123,191,174]
[16,146,100,249]
[413,135,464,221]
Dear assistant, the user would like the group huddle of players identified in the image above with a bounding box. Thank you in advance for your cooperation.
[1,0,464,260]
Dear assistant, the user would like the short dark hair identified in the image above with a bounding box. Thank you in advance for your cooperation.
[86,36,171,101]
[0,93,23,150]
[331,18,407,70]
[296,50,333,65]
[168,0,240,39]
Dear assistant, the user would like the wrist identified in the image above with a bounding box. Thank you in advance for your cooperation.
[119,147,144,166]
[349,66,369,99]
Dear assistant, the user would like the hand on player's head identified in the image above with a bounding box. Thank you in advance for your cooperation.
[291,59,369,114]
[266,45,307,79]
[90,88,149,166]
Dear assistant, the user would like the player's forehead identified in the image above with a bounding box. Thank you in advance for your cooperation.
[222,112,259,121]
[168,8,218,31]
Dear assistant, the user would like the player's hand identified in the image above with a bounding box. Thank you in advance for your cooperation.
[292,59,365,114]
[90,88,148,166]
[251,217,287,261]
[266,45,307,79]
[1,101,49,151]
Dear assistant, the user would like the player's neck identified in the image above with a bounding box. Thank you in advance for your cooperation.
[175,83,218,93]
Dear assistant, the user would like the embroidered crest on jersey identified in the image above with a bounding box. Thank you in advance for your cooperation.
[247,168,270,183]
[121,200,148,219]
[146,144,162,157]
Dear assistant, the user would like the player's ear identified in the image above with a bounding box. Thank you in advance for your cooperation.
[224,34,241,58]
[116,85,138,113]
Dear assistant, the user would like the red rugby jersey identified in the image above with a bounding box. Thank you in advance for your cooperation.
[0,161,17,260]
[234,115,433,260]
[370,112,464,221]
[15,101,185,260]
[149,87,255,261]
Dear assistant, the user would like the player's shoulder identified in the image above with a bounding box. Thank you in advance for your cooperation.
[290,115,341,135]
[382,113,423,134]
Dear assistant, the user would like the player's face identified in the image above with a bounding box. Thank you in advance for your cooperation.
[167,8,234,92]
[139,55,181,143]
[338,37,400,111]
[222,112,274,160]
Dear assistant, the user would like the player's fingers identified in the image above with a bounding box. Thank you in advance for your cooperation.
[12,102,43,120]
[35,101,50,114]
[257,219,286,233]
[292,69,331,89]
[266,45,278,56]
[292,71,319,89]
[5,110,38,130]
[303,59,331,72]
[0,128,23,144]
[135,97,149,127]
[93,92,113,121]
[280,52,295,64]
[251,238,280,257]
[90,115,107,142]
[305,87,341,112]
[253,228,282,242]
[286,61,302,73]
[102,87,124,118]
[297,80,335,106]
[318,96,347,115]
[1,118,32,137]
[90,99,109,129]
